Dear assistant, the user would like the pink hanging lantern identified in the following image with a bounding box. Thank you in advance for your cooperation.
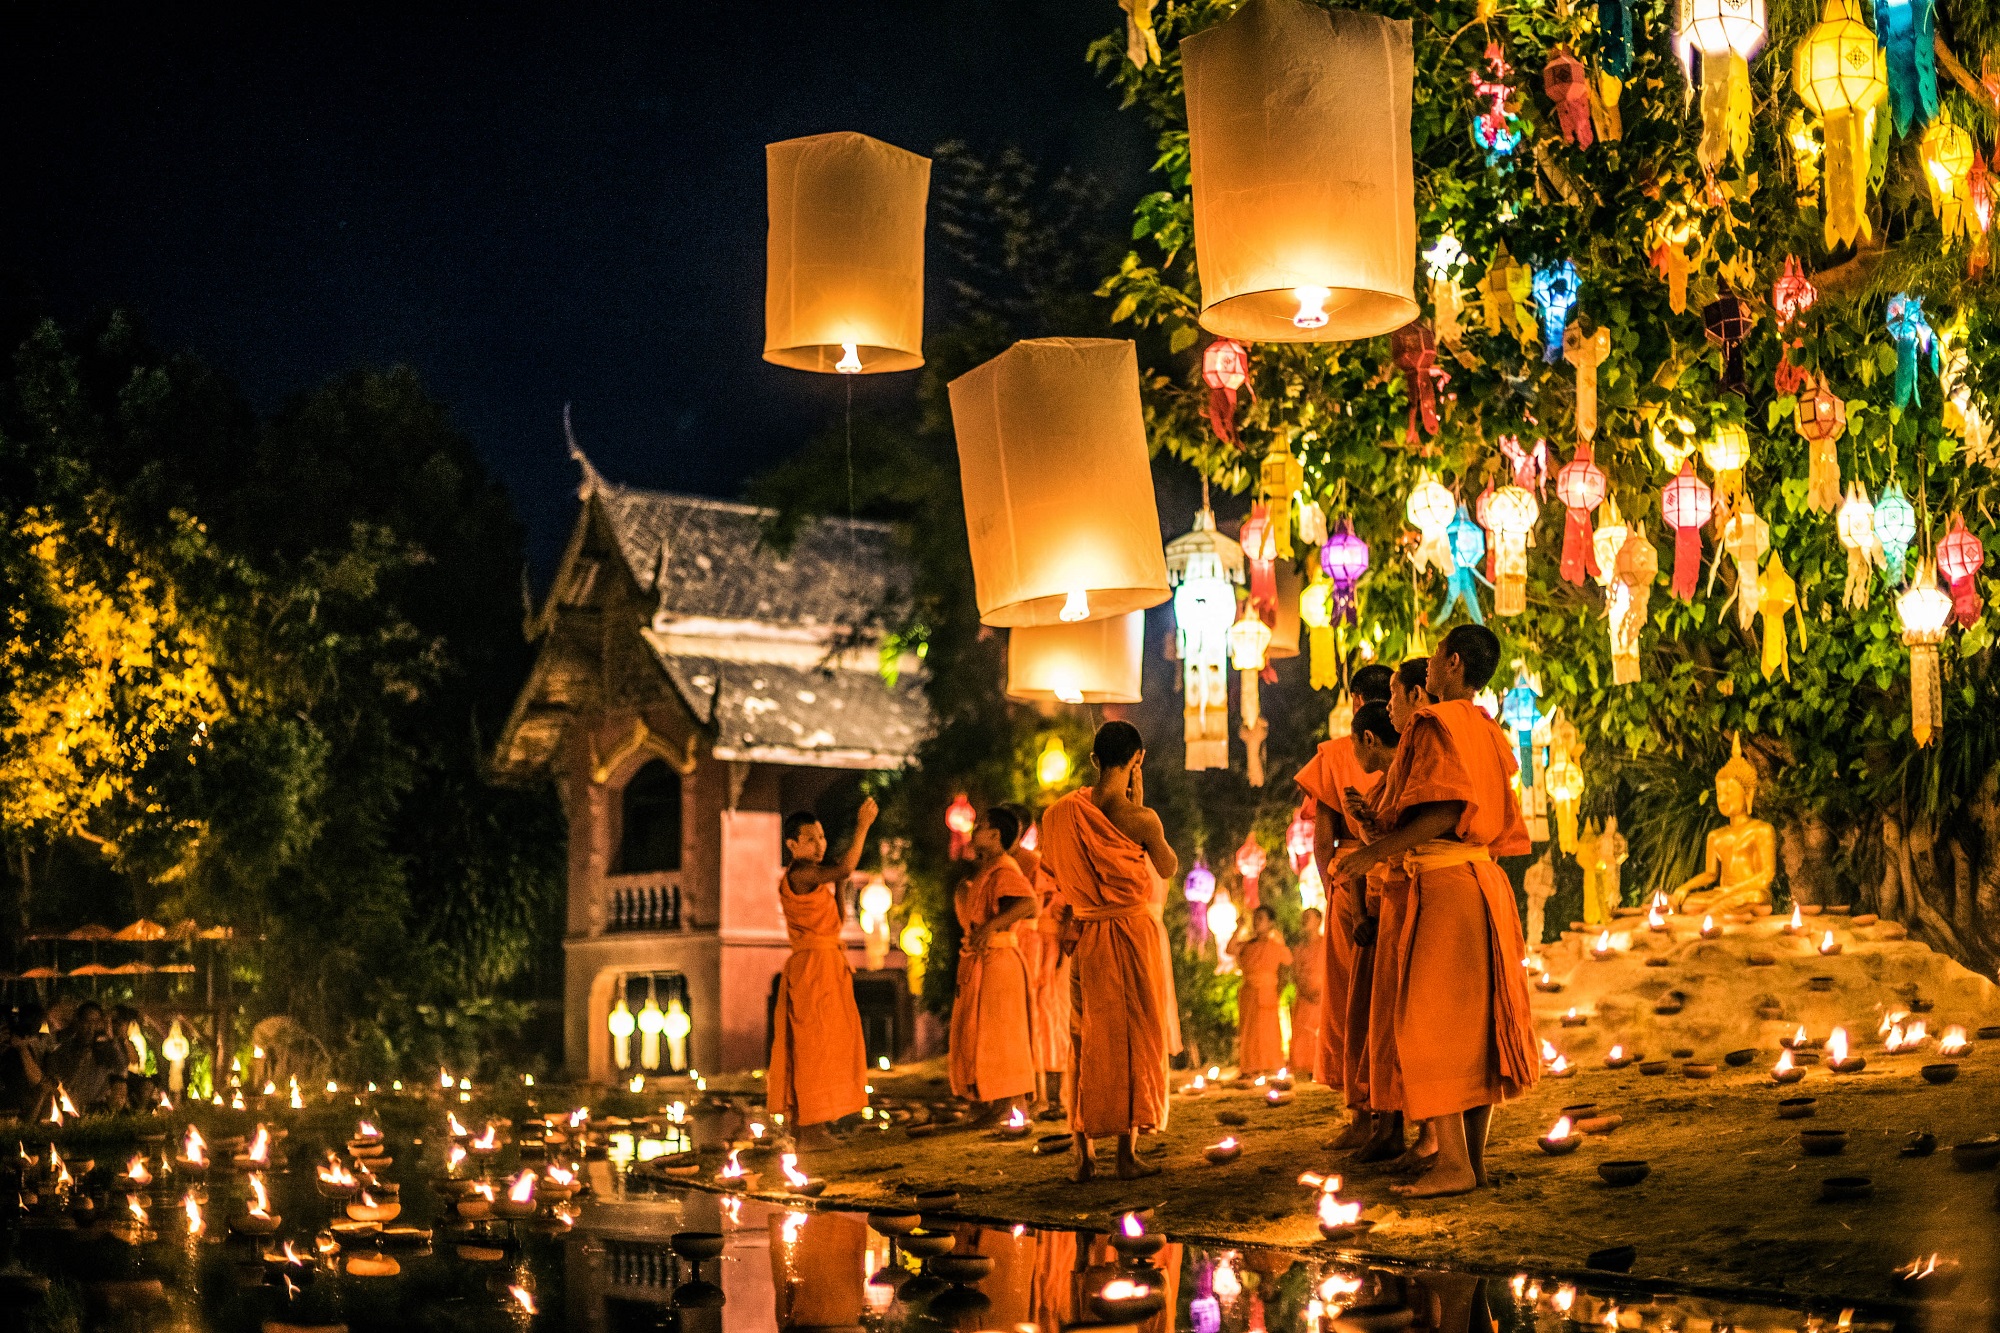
[1202,338,1251,447]
[1937,514,1987,626]
[1554,442,1607,585]
[1239,505,1279,617]
[1661,461,1714,600]
[1286,803,1316,874]
[1235,832,1268,916]
[945,794,977,860]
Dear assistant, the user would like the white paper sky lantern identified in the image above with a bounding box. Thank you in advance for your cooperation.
[1006,612,1145,704]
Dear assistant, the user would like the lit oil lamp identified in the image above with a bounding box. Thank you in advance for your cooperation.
[1939,1025,1971,1057]
[1538,1115,1580,1156]
[317,1152,359,1198]
[1891,1253,1963,1296]
[1265,1085,1294,1106]
[1270,1067,1294,1090]
[1781,1024,1820,1051]
[1109,1211,1166,1261]
[234,1124,271,1170]
[446,1111,470,1140]
[509,1286,538,1316]
[1315,1190,1368,1241]
[1560,1007,1588,1028]
[457,1181,495,1220]
[233,1174,281,1235]
[1904,1018,1929,1047]
[1826,1026,1866,1074]
[1552,1284,1576,1314]
[1700,914,1722,940]
[779,1152,824,1196]
[1093,1276,1162,1322]
[1646,906,1668,933]
[1771,1049,1805,1084]
[1818,930,1842,957]
[289,1076,304,1111]
[493,1171,538,1221]
[1783,904,1805,935]
[1603,1045,1635,1070]
[350,1119,383,1151]
[347,1188,401,1224]
[1534,967,1563,993]
[1186,1074,1207,1094]
[1001,1105,1031,1139]
[1540,1039,1574,1078]
[539,1162,579,1200]
[469,1123,500,1156]
[1590,931,1616,961]
[1204,1137,1242,1165]
[444,1142,468,1175]
[719,1149,747,1183]
[120,1153,154,1190]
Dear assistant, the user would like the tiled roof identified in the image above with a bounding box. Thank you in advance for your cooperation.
[655,653,927,770]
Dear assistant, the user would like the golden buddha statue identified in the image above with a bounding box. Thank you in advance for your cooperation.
[1670,735,1776,915]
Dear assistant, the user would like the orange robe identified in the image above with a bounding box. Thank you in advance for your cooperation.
[1380,699,1540,1121]
[766,869,868,1127]
[770,1207,865,1328]
[1288,931,1325,1076]
[1294,738,1382,1088]
[1362,822,1408,1111]
[1016,846,1071,1075]
[972,1225,1037,1331]
[1234,933,1291,1074]
[1040,789,1168,1139]
[948,855,1038,1103]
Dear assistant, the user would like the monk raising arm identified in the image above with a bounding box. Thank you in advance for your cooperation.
[786,797,879,895]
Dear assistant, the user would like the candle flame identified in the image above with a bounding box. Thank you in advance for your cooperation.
[509,1285,538,1314]
[1292,285,1332,329]
[1549,1115,1573,1139]
[1702,913,1716,933]
[57,1084,78,1116]
[127,1154,151,1183]
[184,1193,204,1236]
[1647,906,1665,928]
[1549,1054,1570,1074]
[127,1194,147,1223]
[1006,1106,1027,1129]
[749,1122,766,1140]
[1554,1284,1576,1313]
[447,1111,468,1137]
[282,1239,307,1265]
[1906,1019,1928,1044]
[1828,1026,1850,1063]
[1607,1044,1624,1062]
[1316,1193,1362,1228]
[1541,1039,1560,1062]
[183,1125,206,1163]
[471,1182,494,1202]
[440,1066,453,1088]
[1774,1048,1796,1074]
[1895,1253,1946,1281]
[1059,587,1091,622]
[1884,1022,1906,1052]
[546,1162,575,1186]
[1216,1136,1238,1151]
[1794,1024,1809,1044]
[1191,1075,1207,1090]
[1791,905,1804,929]
[247,1125,270,1164]
[320,1152,357,1188]
[1121,1212,1145,1238]
[1940,1025,1969,1054]
[781,1152,810,1188]
[1819,930,1837,954]
[1880,1009,1910,1035]
[721,1149,745,1180]
[356,1120,379,1138]
[1595,930,1611,951]
[508,1171,537,1204]
[447,1143,467,1171]
[472,1124,498,1151]
[248,1174,270,1218]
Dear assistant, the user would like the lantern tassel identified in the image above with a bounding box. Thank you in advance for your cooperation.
[1910,642,1941,747]
[1873,0,1938,138]
[1560,509,1598,586]
[1673,522,1702,600]
[1308,624,1338,689]
[1697,51,1754,172]
[1823,108,1873,250]
[1205,385,1240,447]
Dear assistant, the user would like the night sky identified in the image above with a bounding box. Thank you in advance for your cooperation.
[0,2,1151,572]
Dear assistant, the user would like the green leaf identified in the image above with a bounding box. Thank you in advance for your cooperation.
[1169,324,1199,354]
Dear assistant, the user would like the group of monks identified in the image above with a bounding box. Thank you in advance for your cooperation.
[766,622,1538,1199]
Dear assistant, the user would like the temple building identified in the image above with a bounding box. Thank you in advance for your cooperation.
[492,447,929,1083]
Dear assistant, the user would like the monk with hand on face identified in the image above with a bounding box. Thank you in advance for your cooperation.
[948,806,1039,1125]
[768,799,878,1151]
[1337,626,1539,1198]
[1040,720,1177,1183]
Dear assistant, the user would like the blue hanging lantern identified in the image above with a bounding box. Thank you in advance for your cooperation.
[1875,483,1917,586]
[1439,504,1489,625]
[1532,262,1580,364]
[1873,0,1939,138]
[1500,668,1542,776]
[1598,0,1633,79]
[1886,293,1939,408]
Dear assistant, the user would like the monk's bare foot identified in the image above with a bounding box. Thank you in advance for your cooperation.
[1115,1153,1162,1180]
[796,1123,838,1152]
[1325,1115,1373,1151]
[1071,1137,1097,1184]
[1390,1164,1478,1198]
[1355,1119,1404,1163]
[1389,1146,1437,1176]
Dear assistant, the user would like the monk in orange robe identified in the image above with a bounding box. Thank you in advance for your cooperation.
[771,1209,866,1327]
[1287,906,1325,1077]
[1041,720,1176,1182]
[1341,698,1414,1162]
[949,806,1039,1118]
[1234,905,1291,1074]
[767,799,876,1151]
[1338,625,1540,1198]
[1007,803,1070,1117]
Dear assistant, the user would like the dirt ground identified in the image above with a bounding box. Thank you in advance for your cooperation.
[737,1047,2000,1315]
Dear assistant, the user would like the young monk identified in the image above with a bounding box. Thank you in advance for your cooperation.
[1005,803,1071,1119]
[1287,906,1325,1077]
[1338,626,1539,1198]
[1292,664,1393,1114]
[1339,700,1411,1161]
[768,798,877,1151]
[1040,720,1177,1182]
[1234,905,1292,1075]
[949,806,1040,1123]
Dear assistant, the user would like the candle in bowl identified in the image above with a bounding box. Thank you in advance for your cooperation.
[1265,1087,1294,1107]
[1699,915,1722,940]
[1646,906,1669,934]
[1589,931,1616,961]
[1533,969,1563,994]
[1603,1045,1637,1071]
[1770,1050,1806,1084]
[1108,1213,1165,1261]
[1538,1115,1580,1156]
[1937,1026,1972,1059]
[1204,1136,1242,1165]
[1560,1008,1588,1028]
[1817,931,1842,957]
[1781,905,1806,935]
[1825,1028,1867,1074]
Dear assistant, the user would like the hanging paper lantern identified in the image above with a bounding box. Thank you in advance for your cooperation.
[1206,889,1240,967]
[951,338,1170,626]
[1296,493,1330,549]
[1837,483,1884,610]
[1651,412,1699,472]
[1564,325,1611,441]
[1235,832,1268,916]
[1675,0,1766,171]
[1794,0,1888,250]
[1296,859,1327,914]
[1286,806,1316,874]
[1299,572,1339,689]
[1757,552,1802,681]
[1320,520,1371,622]
[1168,507,1247,771]
[1610,523,1659,685]
[1897,560,1953,748]
[1480,244,1528,341]
[1702,424,1751,511]
[1886,293,1940,409]
[1772,255,1819,328]
[1662,462,1714,600]
[1937,515,1986,626]
[764,132,929,374]
[1703,290,1753,396]
[1721,503,1771,630]
[1555,444,1607,586]
[1501,667,1542,777]
[1940,325,1995,461]
[1592,495,1629,590]
[1875,483,1918,585]
[1184,854,1217,905]
[1268,559,1301,661]
[1470,42,1524,164]
[1499,434,1551,495]
[1423,235,1466,346]
[1544,46,1594,149]
[1649,215,1695,314]
[1230,603,1274,787]
[1439,504,1488,625]
[945,795,978,860]
[1406,471,1458,576]
[1182,0,1418,342]
[1201,338,1251,447]
[1544,747,1584,854]
[1531,262,1579,364]
[1391,321,1442,441]
[1006,612,1145,704]
[1920,110,1976,248]
[1239,506,1279,616]
[1872,0,1939,137]
[1795,373,1847,513]
[1037,738,1072,790]
[1259,437,1306,557]
[1486,485,1539,617]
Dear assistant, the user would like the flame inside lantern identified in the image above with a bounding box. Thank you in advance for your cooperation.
[781,1153,810,1189]
[1828,1026,1850,1064]
[721,1149,745,1180]
[508,1171,536,1205]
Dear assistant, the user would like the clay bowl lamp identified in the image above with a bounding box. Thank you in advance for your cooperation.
[1268,1072,1295,1092]
[1204,1136,1242,1165]
[1820,1176,1874,1203]
[1589,932,1617,962]
[669,1231,726,1263]
[1092,1276,1167,1323]
[899,1229,956,1260]
[1538,1116,1581,1157]
[1216,1110,1250,1127]
[1682,1062,1717,1080]
[344,1250,400,1278]
[328,1218,382,1244]
[231,1209,281,1238]
[1776,1097,1817,1120]
[998,1107,1033,1140]
[1950,1136,2000,1172]
[1699,915,1723,940]
[1823,1029,1865,1074]
[1596,1160,1650,1187]
[346,1193,401,1224]
[1799,1129,1848,1157]
[1109,1214,1165,1262]
[868,1210,921,1237]
[1033,1133,1075,1157]
[1724,1048,1758,1067]
[491,1178,537,1223]
[1559,1008,1588,1028]
[1602,1047,1637,1070]
[1891,1254,1964,1297]
[1770,1055,1806,1085]
[261,1242,318,1283]
[1264,1087,1294,1107]
[1979,1025,2000,1041]
[378,1225,432,1248]
[1920,1063,1960,1086]
[1638,1061,1670,1076]
[455,1193,493,1222]
[928,1253,995,1285]
[1533,973,1564,994]
[1816,931,1842,957]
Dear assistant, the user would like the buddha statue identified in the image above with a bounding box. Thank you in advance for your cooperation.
[1670,735,1776,915]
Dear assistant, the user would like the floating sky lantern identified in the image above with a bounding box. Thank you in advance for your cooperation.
[1006,612,1146,706]
[1794,0,1886,249]
[1897,561,1953,748]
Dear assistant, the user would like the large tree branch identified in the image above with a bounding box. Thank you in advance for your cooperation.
[1935,34,1988,105]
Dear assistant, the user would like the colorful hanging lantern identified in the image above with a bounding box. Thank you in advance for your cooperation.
[1872,0,1938,137]
[1320,520,1371,622]
[1230,602,1274,786]
[1651,412,1699,472]
[1423,235,1467,346]
[946,795,977,860]
[1555,443,1608,586]
[1886,293,1939,409]
[1202,338,1252,447]
[1182,0,1419,342]
[1837,484,1884,610]
[1592,494,1629,590]
[1937,514,1986,626]
[1772,255,1819,328]
[1564,325,1611,441]
[951,338,1170,626]
[1168,506,1246,771]
[1440,504,1488,625]
[1897,560,1953,748]
[1793,0,1888,250]
[1795,373,1847,513]
[1391,321,1443,441]
[1649,215,1695,314]
[1268,559,1301,662]
[1662,461,1714,600]
[1544,46,1594,149]
[1259,436,1306,557]
[1703,290,1753,396]
[1501,666,1542,777]
[1239,506,1279,616]
[1406,471,1458,576]
[1940,323,1995,462]
[1286,806,1316,874]
[1299,572,1339,689]
[1481,244,1528,341]
[1296,493,1329,549]
[1702,423,1751,511]
[1235,832,1268,916]
[1531,262,1579,364]
[1721,502,1771,630]
[1544,745,1585,854]
[1207,889,1240,967]
[1758,551,1801,681]
[1876,483,1917,585]
[1470,41,1524,164]
[1919,109,1975,248]
[1610,523,1659,684]
[764,132,930,374]
[1006,612,1146,704]
[1675,0,1766,171]
[1486,485,1539,616]
[1184,854,1217,905]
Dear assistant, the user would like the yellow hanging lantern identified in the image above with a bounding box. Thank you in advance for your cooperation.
[1720,502,1770,631]
[1837,482,1883,610]
[764,132,929,374]
[1543,746,1585,854]
[1299,573,1338,690]
[1405,471,1457,576]
[1563,325,1611,441]
[1897,560,1953,747]
[1006,612,1145,704]
[1229,604,1274,787]
[1486,485,1540,617]
[1675,0,1766,172]
[1758,551,1801,681]
[899,917,932,995]
[1919,108,1977,249]
[1260,437,1306,558]
[1183,0,1418,342]
[1592,495,1629,590]
[1610,523,1660,685]
[1702,423,1751,510]
[1793,0,1887,251]
[950,338,1171,626]
[607,995,636,1071]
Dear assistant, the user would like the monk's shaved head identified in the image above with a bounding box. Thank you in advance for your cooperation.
[1091,720,1144,770]
[1350,663,1394,704]
[1439,624,1502,688]
[1395,658,1430,696]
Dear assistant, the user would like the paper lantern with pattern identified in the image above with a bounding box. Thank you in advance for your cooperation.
[1793,0,1887,250]
[1897,561,1953,748]
[1662,461,1714,600]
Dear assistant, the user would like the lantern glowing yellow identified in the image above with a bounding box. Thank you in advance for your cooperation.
[1036,738,1072,789]
[1920,108,1976,248]
[1610,523,1659,685]
[1230,604,1274,787]
[1703,423,1751,509]
[1592,495,1629,590]
[764,133,929,374]
[1268,560,1301,661]
[1793,0,1887,250]
[1299,572,1337,690]
[1486,485,1539,617]
[607,995,635,1071]
[1898,561,1953,747]
[1544,746,1584,854]
[1259,437,1306,557]
[1837,482,1883,609]
[1721,502,1770,631]
[1182,0,1417,342]
[951,338,1170,626]
[1675,0,1766,172]
[1005,612,1144,705]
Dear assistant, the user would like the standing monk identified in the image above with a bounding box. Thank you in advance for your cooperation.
[768,799,877,1151]
[949,807,1039,1123]
[1040,721,1177,1182]
[1005,803,1070,1119]
[1291,665,1393,1114]
[1234,905,1292,1075]
[1287,907,1325,1077]
[1338,626,1540,1198]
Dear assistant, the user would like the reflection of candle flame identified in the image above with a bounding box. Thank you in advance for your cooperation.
[184,1193,204,1236]
[509,1285,538,1314]
[248,1175,270,1218]
[184,1126,207,1163]
[1102,1277,1154,1300]
[1554,1284,1576,1313]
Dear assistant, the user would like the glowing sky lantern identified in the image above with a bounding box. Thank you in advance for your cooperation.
[1168,505,1246,772]
[1005,612,1145,706]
